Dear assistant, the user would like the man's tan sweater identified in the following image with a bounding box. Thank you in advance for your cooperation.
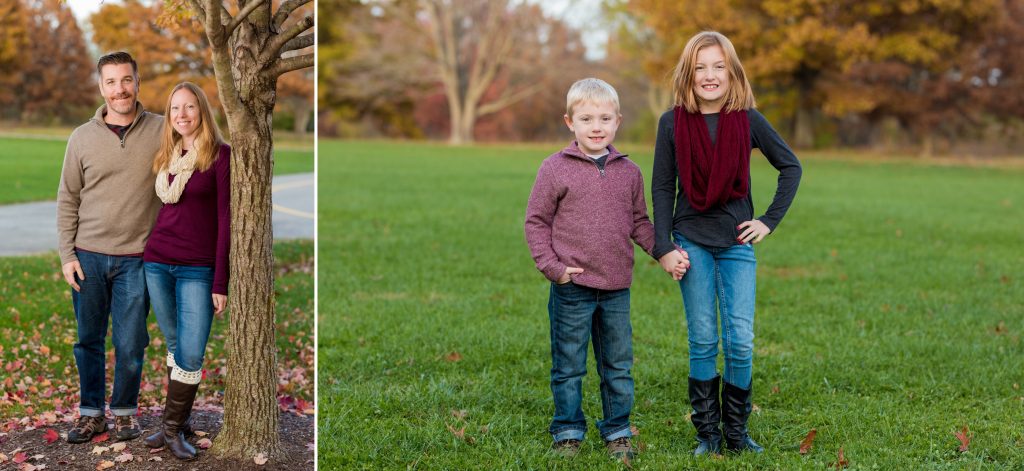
[57,103,164,264]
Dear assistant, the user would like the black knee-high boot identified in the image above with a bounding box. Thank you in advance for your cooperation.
[721,380,763,453]
[688,376,723,455]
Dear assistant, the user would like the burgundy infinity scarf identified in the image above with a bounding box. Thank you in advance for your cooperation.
[673,106,751,211]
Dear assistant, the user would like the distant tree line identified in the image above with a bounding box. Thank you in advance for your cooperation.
[319,0,1024,155]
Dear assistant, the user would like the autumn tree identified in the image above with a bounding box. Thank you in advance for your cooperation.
[419,0,563,143]
[158,0,313,463]
[9,0,94,123]
[0,0,28,119]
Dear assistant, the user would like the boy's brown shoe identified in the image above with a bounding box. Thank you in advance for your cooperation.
[114,415,141,441]
[605,436,636,460]
[551,438,582,457]
[67,415,108,443]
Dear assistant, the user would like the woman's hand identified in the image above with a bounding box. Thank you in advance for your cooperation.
[737,219,771,244]
[659,249,690,281]
[212,293,227,314]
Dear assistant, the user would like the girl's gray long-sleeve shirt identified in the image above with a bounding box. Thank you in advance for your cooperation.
[651,108,802,257]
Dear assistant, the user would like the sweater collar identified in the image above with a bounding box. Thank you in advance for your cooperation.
[92,102,148,131]
[560,140,626,162]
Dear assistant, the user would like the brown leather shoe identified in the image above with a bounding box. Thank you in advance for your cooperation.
[114,415,141,441]
[551,438,582,457]
[605,436,636,460]
[67,415,108,443]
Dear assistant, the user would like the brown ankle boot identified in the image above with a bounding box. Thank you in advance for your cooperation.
[162,378,200,460]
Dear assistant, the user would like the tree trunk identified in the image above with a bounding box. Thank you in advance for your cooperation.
[292,101,312,134]
[793,103,815,149]
[208,11,282,461]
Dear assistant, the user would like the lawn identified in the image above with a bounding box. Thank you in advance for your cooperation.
[0,240,314,426]
[317,139,1024,469]
[0,136,313,204]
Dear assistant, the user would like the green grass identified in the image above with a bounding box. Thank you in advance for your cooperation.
[317,139,1024,469]
[0,136,313,204]
[0,240,314,422]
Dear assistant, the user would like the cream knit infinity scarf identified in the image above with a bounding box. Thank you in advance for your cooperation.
[155,142,197,204]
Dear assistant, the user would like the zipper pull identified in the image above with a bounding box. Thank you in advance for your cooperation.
[120,136,126,148]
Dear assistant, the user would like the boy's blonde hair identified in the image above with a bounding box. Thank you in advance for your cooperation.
[566,78,620,118]
[670,31,755,113]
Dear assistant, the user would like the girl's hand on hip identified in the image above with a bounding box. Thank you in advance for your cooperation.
[737,219,771,244]
[213,293,227,314]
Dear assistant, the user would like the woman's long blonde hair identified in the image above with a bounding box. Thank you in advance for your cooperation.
[670,31,756,113]
[153,82,224,174]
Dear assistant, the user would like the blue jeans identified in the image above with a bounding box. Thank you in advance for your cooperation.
[72,250,150,417]
[144,263,214,374]
[547,282,634,442]
[674,232,757,389]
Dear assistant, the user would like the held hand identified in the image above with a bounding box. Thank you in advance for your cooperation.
[737,219,771,244]
[557,267,583,284]
[212,294,227,314]
[659,250,690,281]
[62,261,84,292]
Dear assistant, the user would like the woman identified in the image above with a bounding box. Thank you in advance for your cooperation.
[652,32,802,455]
[142,82,230,460]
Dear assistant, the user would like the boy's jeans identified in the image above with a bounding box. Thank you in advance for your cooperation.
[548,282,634,442]
[674,231,757,389]
[144,262,215,374]
[72,250,150,417]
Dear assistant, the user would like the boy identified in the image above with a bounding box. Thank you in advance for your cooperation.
[525,78,688,459]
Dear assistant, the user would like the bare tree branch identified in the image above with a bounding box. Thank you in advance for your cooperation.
[262,15,313,63]
[267,53,313,78]
[193,0,227,47]
[273,0,311,30]
[282,33,314,53]
[477,82,543,117]
[226,0,264,37]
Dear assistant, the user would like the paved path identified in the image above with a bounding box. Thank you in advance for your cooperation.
[0,172,313,257]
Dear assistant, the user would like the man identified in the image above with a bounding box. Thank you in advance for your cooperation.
[57,51,163,443]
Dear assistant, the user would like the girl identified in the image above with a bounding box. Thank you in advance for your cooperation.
[142,82,230,460]
[651,31,802,455]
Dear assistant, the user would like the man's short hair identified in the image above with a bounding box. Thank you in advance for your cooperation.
[97,51,138,77]
[566,78,620,118]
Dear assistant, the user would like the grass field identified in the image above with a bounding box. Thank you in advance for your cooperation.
[317,139,1024,469]
[0,136,313,204]
[0,240,314,423]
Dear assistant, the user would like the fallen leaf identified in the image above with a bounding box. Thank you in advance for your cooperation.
[13,452,28,464]
[90,432,109,443]
[254,453,268,465]
[630,425,640,436]
[954,425,971,452]
[91,446,109,455]
[446,423,465,439]
[450,409,468,420]
[799,428,817,455]
[149,447,164,454]
[114,452,133,463]
[42,429,58,444]
[444,351,462,362]
[193,430,208,437]
[834,446,848,469]
[95,461,114,470]
[148,456,163,462]
[196,438,213,449]
[110,442,126,453]
[0,453,7,463]
[305,442,315,451]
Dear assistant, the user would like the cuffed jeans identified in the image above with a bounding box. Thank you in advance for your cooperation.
[144,262,215,378]
[72,250,149,417]
[548,282,634,442]
[674,232,757,389]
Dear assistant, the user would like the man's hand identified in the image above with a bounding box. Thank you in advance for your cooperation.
[737,219,771,244]
[62,261,84,292]
[212,294,227,314]
[557,266,583,284]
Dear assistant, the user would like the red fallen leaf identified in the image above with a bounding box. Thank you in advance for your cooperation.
[13,452,28,464]
[196,438,213,449]
[834,446,848,468]
[444,351,462,362]
[91,432,110,443]
[43,428,58,444]
[799,428,817,455]
[446,423,465,439]
[954,425,971,452]
[630,425,640,436]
